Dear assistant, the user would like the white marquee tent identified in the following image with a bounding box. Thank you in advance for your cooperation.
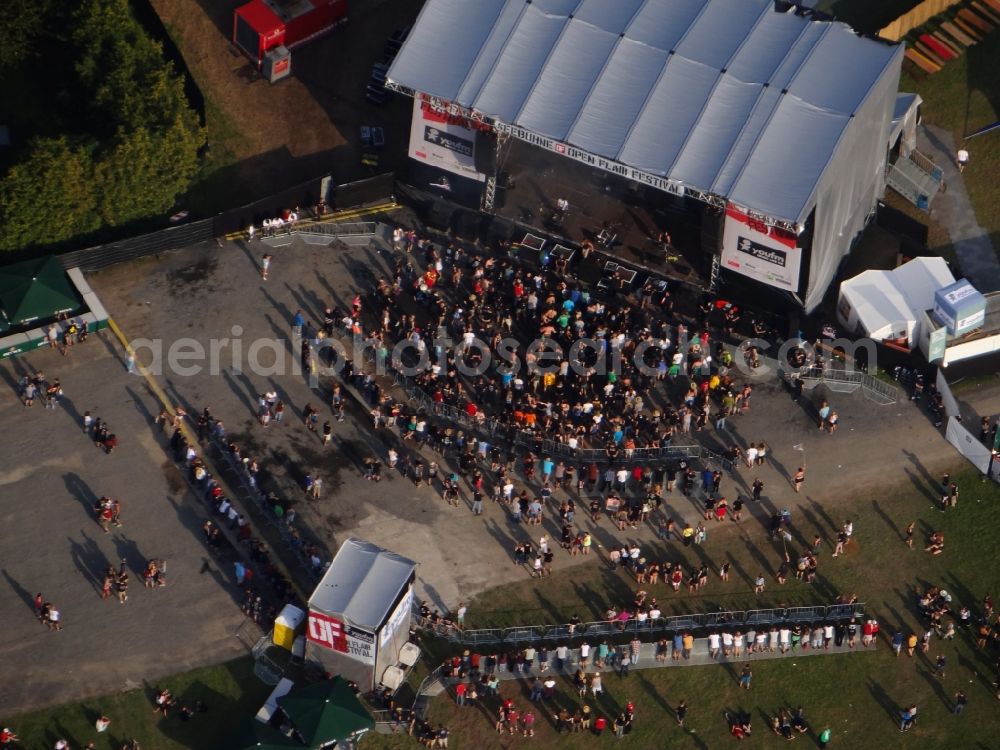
[837,256,954,344]
[388,0,905,311]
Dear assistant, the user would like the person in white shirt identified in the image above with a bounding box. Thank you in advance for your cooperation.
[556,644,569,671]
[708,632,721,658]
[779,627,791,653]
[755,630,768,652]
[722,631,734,656]
[956,147,969,172]
[616,468,629,489]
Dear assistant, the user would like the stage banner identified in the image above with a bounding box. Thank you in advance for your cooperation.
[721,205,802,291]
[307,610,376,664]
[408,101,485,183]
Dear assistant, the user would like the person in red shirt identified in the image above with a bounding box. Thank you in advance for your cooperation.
[594,715,607,736]
[1,727,21,745]
[506,708,519,735]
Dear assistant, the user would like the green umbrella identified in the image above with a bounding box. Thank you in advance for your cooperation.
[277,677,375,746]
[0,255,80,327]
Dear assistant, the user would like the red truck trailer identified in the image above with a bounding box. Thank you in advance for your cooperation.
[233,0,347,72]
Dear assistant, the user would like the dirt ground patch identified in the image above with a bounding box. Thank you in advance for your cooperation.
[151,0,421,212]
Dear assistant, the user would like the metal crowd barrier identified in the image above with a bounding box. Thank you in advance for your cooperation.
[414,603,865,647]
[384,367,734,472]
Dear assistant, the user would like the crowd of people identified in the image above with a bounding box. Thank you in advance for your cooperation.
[352,228,782,466]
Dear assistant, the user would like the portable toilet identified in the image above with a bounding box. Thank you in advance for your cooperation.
[273,603,306,650]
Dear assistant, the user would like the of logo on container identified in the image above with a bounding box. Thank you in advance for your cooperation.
[307,610,348,652]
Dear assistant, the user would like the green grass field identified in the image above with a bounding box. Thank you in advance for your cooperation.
[360,463,1000,749]
[2,658,270,750]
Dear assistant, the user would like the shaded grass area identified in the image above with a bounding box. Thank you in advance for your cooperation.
[2,657,271,750]
[360,465,1000,748]
[902,33,1000,252]
[820,0,1000,264]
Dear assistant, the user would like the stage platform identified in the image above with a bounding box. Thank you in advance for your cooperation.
[493,138,713,288]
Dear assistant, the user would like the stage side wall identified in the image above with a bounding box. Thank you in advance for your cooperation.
[803,44,904,312]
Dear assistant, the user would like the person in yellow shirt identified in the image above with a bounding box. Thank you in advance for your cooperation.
[682,632,694,659]
[906,632,918,656]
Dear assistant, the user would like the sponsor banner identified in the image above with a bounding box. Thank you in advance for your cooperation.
[307,610,347,651]
[493,121,685,197]
[927,326,947,363]
[346,625,376,664]
[381,587,414,647]
[721,205,801,291]
[307,611,376,664]
[408,101,485,182]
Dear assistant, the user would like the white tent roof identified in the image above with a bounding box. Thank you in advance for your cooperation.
[842,271,913,338]
[309,538,416,630]
[891,255,953,310]
[841,256,955,338]
[388,0,900,223]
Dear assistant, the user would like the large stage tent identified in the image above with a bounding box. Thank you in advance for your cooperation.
[387,0,905,312]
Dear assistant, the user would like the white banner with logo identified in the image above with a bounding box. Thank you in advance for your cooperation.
[408,101,485,182]
[721,206,802,290]
[380,588,413,647]
[493,121,685,197]
[307,610,376,664]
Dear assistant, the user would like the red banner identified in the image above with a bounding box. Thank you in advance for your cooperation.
[725,205,797,249]
[307,610,348,652]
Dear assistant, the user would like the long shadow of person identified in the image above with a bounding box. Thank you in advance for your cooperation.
[1,568,36,611]
[866,678,900,725]
[63,472,100,519]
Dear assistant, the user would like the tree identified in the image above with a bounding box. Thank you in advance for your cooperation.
[0,0,52,69]
[0,0,205,252]
[0,138,99,252]
[94,116,202,226]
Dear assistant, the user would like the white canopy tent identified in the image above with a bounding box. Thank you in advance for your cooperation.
[838,256,954,344]
[388,0,904,310]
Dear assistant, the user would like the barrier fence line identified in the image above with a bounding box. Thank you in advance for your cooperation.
[384,366,734,471]
[412,603,865,647]
[225,202,399,241]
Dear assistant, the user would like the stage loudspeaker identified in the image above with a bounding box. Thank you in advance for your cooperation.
[475,131,498,174]
[699,204,724,257]
[424,200,454,231]
[486,216,515,247]
[450,209,483,241]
